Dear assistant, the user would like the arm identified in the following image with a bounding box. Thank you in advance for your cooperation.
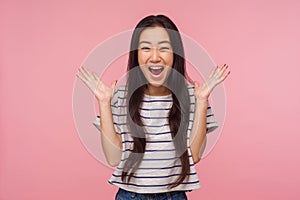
[76,66,122,167]
[190,64,230,164]
[99,101,122,167]
[190,99,209,164]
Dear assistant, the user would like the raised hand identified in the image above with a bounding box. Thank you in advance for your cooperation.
[194,64,230,101]
[76,66,117,104]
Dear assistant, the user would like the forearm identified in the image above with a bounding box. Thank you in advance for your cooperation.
[190,99,208,164]
[99,101,122,167]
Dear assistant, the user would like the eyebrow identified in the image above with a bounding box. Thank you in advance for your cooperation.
[139,40,171,45]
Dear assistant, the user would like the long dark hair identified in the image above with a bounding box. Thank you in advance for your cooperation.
[122,14,192,189]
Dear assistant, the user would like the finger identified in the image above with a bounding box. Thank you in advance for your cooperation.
[111,80,118,90]
[194,81,199,89]
[224,70,231,78]
[216,64,224,72]
[91,72,99,81]
[97,79,105,90]
[76,70,86,81]
[220,64,228,73]
[218,64,229,78]
[76,72,89,86]
[99,79,104,85]
[81,66,93,78]
[220,70,230,81]
[110,80,118,96]
[78,66,90,79]
[213,68,219,78]
[208,67,217,78]
[209,65,220,78]
[214,64,228,78]
[212,65,222,78]
[213,65,219,73]
[92,73,103,90]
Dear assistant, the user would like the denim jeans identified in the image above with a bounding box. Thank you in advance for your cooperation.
[115,188,188,200]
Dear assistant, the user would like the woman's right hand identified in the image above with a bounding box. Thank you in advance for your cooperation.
[76,66,117,104]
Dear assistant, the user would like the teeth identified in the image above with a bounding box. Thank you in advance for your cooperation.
[149,66,163,70]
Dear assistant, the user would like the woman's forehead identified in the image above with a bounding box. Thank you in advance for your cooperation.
[139,27,171,44]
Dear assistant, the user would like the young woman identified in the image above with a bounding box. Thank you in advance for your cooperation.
[77,14,230,200]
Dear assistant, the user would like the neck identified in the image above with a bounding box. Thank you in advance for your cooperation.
[145,84,171,96]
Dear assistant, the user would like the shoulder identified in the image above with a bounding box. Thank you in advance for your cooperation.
[113,85,127,98]
[114,85,126,93]
[111,85,127,106]
[186,83,195,102]
[187,83,195,94]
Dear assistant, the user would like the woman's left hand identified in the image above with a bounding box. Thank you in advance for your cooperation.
[194,64,230,101]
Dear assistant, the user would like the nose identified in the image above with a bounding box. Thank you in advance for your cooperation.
[150,48,161,63]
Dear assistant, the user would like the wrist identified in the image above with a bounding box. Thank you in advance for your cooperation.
[196,98,208,104]
[98,99,111,107]
[195,98,209,107]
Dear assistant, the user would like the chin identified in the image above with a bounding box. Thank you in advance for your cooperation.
[148,82,164,88]
[146,76,168,87]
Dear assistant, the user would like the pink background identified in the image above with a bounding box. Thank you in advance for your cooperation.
[1,0,300,199]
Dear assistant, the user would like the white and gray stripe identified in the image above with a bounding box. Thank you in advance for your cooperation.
[93,84,218,193]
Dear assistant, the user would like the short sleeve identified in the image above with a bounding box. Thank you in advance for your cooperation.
[92,87,122,134]
[206,101,219,134]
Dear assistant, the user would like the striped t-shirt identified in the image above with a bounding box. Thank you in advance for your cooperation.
[93,84,218,193]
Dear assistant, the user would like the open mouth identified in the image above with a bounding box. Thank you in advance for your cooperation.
[148,65,164,76]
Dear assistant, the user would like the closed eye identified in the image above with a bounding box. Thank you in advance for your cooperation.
[160,47,170,50]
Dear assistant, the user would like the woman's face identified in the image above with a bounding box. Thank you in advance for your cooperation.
[138,26,174,87]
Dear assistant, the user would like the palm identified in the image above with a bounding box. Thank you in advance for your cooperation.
[194,64,230,100]
[76,66,117,103]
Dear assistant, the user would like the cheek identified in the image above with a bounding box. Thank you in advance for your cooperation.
[164,53,174,67]
[170,56,174,67]
[138,51,147,65]
[137,51,142,65]
[140,65,147,73]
